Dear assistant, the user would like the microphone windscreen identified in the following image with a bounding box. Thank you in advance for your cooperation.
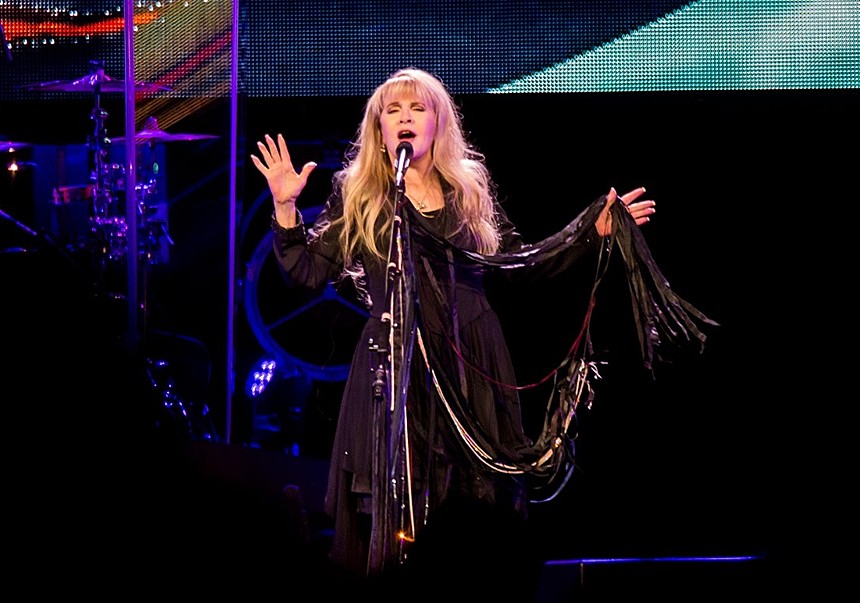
[396,141,413,160]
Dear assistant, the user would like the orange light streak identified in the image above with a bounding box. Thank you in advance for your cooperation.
[4,14,160,40]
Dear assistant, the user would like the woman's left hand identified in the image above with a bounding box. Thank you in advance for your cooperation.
[596,186,656,237]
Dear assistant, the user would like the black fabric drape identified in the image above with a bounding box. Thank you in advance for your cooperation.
[367,196,718,570]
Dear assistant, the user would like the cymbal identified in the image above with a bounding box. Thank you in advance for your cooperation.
[113,128,219,144]
[0,141,32,153]
[21,73,171,93]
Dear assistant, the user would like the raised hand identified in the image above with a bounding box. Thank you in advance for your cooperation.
[251,133,317,209]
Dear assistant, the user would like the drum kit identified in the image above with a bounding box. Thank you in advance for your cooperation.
[2,61,222,444]
[5,61,217,268]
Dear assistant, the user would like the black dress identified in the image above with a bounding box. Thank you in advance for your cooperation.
[272,187,714,577]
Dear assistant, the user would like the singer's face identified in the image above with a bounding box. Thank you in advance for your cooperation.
[380,92,437,163]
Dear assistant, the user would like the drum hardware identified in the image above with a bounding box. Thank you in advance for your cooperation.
[112,116,220,145]
[16,67,222,442]
[14,59,215,265]
[146,356,219,443]
[19,69,171,94]
[52,184,94,204]
[99,116,218,264]
[89,188,174,264]
[91,215,128,262]
[20,61,177,266]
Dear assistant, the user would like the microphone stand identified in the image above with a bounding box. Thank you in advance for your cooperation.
[368,173,417,574]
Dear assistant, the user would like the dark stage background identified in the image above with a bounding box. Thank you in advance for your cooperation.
[1,0,856,596]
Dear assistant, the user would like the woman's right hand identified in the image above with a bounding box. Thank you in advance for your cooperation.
[251,133,317,213]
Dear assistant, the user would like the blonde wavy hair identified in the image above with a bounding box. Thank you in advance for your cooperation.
[330,67,501,278]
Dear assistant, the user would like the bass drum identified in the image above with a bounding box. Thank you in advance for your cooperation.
[243,223,368,383]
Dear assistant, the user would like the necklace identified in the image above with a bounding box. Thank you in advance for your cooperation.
[411,179,439,212]
[413,190,429,211]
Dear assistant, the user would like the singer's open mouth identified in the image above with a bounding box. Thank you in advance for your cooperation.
[398,130,415,139]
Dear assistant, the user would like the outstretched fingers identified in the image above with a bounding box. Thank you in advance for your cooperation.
[607,186,656,228]
[276,133,292,166]
[627,199,656,223]
[620,186,647,205]
[252,133,293,174]
[621,187,655,226]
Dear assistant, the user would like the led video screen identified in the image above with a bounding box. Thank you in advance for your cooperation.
[2,0,857,102]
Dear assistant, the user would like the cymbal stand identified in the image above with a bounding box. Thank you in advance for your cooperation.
[82,58,131,345]
[87,60,115,232]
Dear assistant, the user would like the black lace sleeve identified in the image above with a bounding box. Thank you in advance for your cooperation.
[271,195,345,291]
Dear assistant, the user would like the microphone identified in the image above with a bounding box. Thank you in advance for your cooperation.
[393,141,413,190]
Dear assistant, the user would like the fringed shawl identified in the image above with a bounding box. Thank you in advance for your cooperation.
[414,195,717,372]
[369,194,718,573]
